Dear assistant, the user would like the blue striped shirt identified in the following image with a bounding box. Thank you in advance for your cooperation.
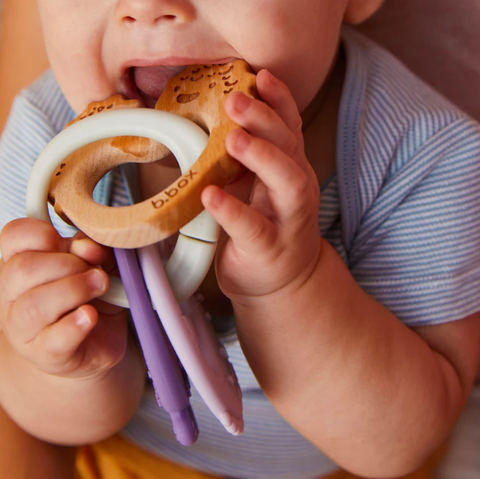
[1,28,480,479]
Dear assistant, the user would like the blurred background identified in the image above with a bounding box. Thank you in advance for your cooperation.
[0,0,479,477]
[0,0,49,130]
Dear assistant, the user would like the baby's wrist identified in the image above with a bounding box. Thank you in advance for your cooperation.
[231,239,325,311]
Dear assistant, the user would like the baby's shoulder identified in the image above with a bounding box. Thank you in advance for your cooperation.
[343,28,480,176]
[337,29,480,252]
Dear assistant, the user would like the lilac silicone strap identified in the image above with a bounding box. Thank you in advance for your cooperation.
[114,247,199,446]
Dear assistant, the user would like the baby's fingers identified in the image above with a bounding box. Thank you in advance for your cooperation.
[202,185,275,257]
[0,218,69,261]
[69,231,113,269]
[5,269,108,349]
[225,91,300,160]
[225,129,315,223]
[255,70,304,139]
[32,304,99,375]
[1,251,93,302]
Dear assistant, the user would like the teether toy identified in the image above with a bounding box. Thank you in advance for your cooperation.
[27,107,215,303]
[26,60,252,445]
[48,60,257,248]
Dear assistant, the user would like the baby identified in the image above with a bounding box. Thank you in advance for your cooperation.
[1,1,480,478]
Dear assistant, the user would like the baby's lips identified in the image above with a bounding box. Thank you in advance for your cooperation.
[133,65,186,101]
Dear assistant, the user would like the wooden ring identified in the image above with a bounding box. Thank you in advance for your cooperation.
[47,60,257,248]
[26,109,221,302]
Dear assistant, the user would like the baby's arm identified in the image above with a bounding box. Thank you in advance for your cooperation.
[0,218,146,445]
[202,70,480,478]
[0,402,76,478]
[233,242,480,477]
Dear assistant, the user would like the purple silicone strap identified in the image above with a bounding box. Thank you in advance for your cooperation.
[114,247,199,446]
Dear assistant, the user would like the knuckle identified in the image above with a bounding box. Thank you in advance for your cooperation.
[4,253,39,301]
[288,173,311,209]
[0,219,65,259]
[284,133,300,157]
[10,251,37,280]
[36,225,63,251]
[245,219,268,245]
[15,293,44,330]
[291,170,309,195]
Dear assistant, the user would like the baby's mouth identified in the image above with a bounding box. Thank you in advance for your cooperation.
[125,65,187,108]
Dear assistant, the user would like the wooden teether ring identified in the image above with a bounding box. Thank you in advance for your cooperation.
[26,108,219,304]
[46,60,257,248]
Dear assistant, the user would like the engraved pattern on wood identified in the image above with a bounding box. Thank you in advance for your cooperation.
[48,60,257,248]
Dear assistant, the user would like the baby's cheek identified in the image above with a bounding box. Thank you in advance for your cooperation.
[257,3,293,31]
[47,47,116,114]
[61,75,118,114]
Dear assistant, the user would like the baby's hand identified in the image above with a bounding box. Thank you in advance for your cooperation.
[0,218,128,378]
[201,70,321,303]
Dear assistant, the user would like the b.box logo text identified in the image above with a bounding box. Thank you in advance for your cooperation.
[151,170,198,209]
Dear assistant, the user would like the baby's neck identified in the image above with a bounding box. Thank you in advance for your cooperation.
[302,48,346,187]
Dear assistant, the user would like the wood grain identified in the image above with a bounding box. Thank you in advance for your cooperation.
[48,61,257,248]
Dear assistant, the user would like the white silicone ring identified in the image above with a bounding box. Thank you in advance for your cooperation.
[26,108,219,305]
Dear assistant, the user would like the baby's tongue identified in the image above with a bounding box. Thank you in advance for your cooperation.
[133,65,186,104]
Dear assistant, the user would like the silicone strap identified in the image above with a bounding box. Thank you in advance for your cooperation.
[114,248,198,446]
[138,244,244,436]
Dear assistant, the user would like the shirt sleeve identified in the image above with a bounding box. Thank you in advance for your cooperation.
[348,117,480,326]
[0,77,77,257]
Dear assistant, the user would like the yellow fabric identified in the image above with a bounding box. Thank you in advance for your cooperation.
[75,434,446,479]
[75,434,218,479]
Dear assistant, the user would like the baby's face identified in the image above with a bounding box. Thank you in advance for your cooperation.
[37,0,349,114]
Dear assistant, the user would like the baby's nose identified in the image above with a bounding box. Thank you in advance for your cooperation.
[116,0,195,25]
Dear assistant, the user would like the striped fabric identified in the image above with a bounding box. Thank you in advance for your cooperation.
[1,27,480,479]
[340,29,480,326]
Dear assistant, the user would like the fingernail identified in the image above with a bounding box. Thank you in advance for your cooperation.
[87,269,106,293]
[234,93,251,114]
[74,309,92,330]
